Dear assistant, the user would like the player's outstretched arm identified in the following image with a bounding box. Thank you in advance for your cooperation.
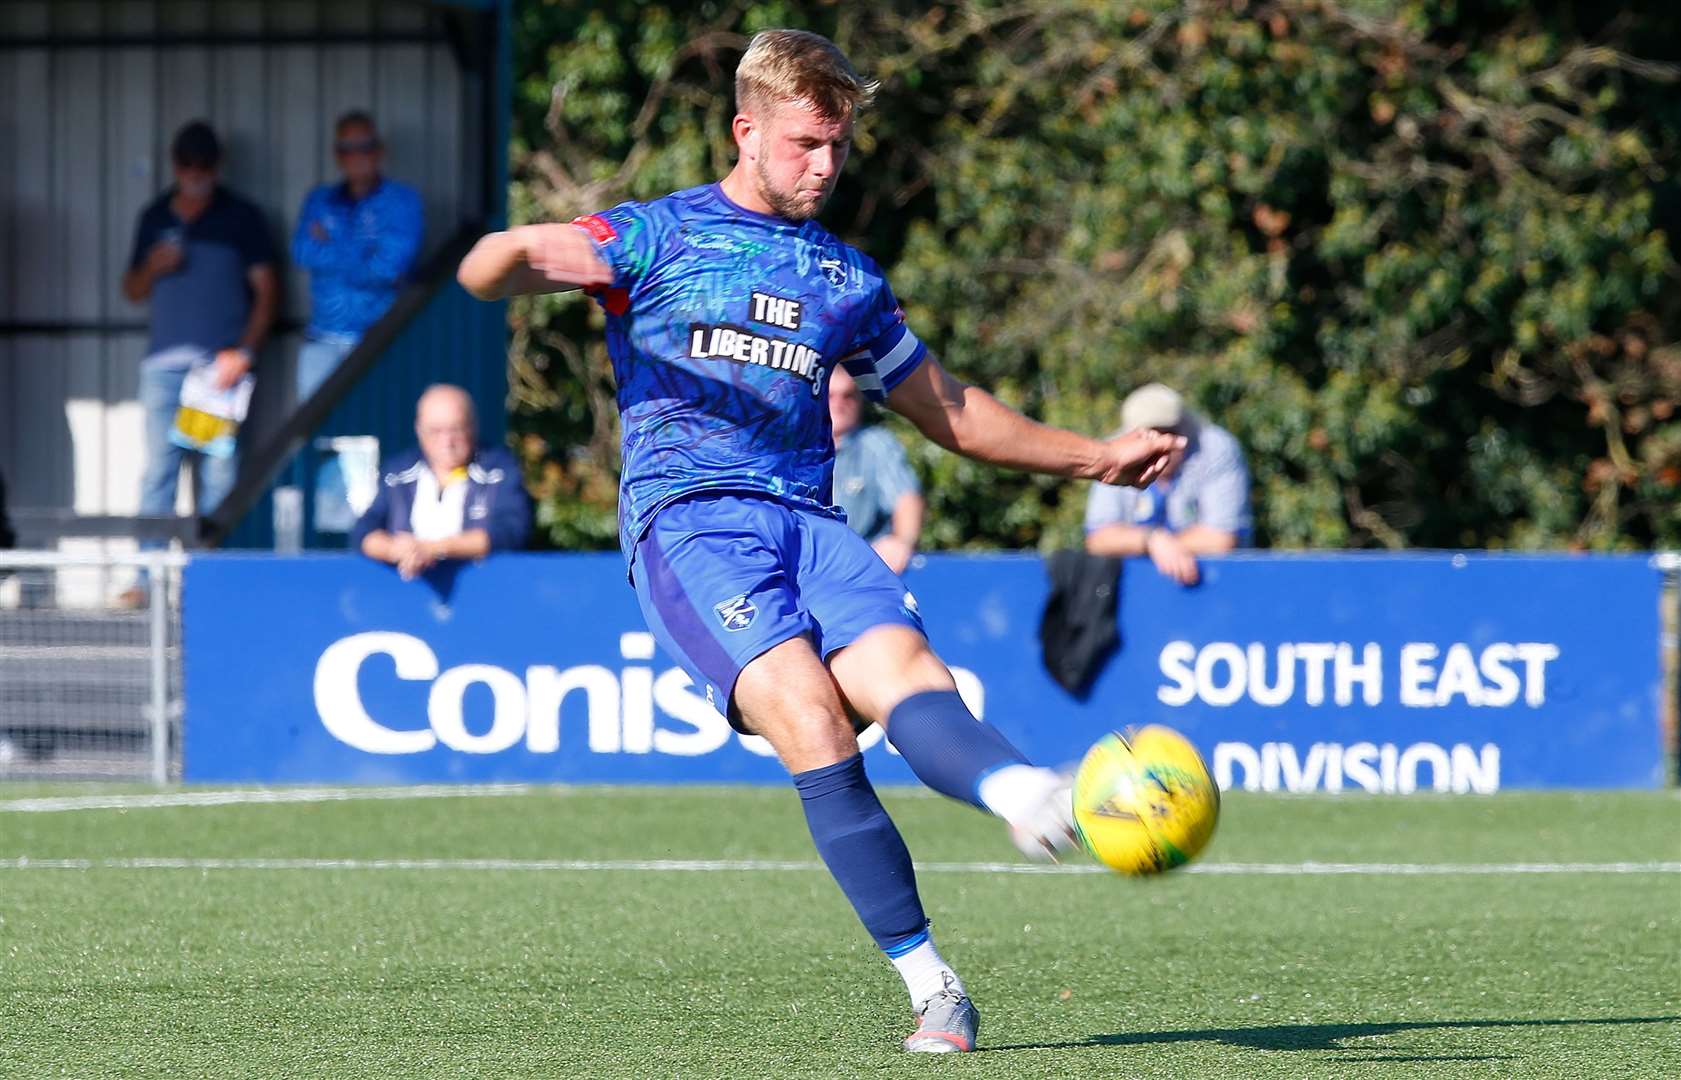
[886,354,1184,488]
[457,224,614,301]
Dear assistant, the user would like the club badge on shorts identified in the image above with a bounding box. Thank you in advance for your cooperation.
[713,593,758,632]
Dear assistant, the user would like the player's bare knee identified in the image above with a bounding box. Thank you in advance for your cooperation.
[736,636,859,770]
[831,626,957,726]
[740,705,858,773]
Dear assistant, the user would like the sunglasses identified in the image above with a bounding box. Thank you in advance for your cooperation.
[334,138,381,155]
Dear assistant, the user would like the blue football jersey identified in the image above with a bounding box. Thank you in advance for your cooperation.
[576,183,928,557]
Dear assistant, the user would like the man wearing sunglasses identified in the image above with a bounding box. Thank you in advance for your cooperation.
[291,111,424,402]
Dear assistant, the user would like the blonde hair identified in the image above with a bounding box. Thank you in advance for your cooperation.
[735,29,878,119]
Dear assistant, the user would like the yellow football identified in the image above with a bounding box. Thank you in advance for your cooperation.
[1072,726,1220,875]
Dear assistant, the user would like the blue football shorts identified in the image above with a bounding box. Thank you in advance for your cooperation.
[629,493,925,727]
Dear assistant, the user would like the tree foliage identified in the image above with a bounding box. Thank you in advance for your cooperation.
[506,0,1681,552]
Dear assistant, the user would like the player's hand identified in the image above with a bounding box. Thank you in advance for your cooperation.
[1146,528,1199,586]
[145,240,185,278]
[872,535,915,575]
[1097,428,1186,488]
[210,348,251,390]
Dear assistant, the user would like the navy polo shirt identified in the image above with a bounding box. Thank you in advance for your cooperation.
[127,187,277,358]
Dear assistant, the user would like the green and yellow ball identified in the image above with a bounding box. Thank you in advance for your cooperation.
[1072,726,1220,875]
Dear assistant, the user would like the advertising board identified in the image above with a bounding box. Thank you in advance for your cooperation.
[183,553,1666,789]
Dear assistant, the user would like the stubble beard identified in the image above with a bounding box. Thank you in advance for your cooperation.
[754,157,831,223]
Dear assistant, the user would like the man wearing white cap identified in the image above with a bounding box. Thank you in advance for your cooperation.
[1085,383,1251,585]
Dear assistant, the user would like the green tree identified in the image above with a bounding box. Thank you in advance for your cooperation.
[506,0,1681,552]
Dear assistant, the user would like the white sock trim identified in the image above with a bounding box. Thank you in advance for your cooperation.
[889,936,965,1009]
[976,763,1062,827]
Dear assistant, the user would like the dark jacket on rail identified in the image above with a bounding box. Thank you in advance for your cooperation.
[1038,550,1124,697]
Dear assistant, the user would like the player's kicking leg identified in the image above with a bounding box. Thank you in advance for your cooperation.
[829,626,1079,861]
[629,496,976,1051]
[795,512,1079,861]
[733,637,979,1053]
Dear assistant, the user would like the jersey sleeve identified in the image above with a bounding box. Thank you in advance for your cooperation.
[572,201,659,293]
[838,272,926,403]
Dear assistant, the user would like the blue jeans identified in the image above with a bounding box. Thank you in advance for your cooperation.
[139,362,239,523]
[296,334,357,403]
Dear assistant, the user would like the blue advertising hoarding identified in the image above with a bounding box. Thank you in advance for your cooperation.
[183,552,1666,789]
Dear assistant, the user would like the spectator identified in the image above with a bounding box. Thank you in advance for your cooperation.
[829,365,924,575]
[352,385,531,579]
[1085,383,1251,586]
[119,120,278,606]
[292,111,424,402]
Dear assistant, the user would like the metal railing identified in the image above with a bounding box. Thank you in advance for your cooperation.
[0,550,184,783]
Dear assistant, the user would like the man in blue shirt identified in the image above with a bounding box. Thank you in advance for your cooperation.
[829,365,924,574]
[120,121,277,605]
[457,29,1181,1053]
[291,111,424,401]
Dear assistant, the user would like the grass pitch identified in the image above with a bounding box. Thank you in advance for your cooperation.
[2,786,1677,1079]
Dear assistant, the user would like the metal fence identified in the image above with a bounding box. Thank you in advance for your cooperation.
[0,550,183,783]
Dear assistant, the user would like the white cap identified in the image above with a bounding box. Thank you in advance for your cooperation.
[1120,383,1189,433]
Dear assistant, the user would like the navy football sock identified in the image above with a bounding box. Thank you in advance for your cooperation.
[793,753,929,957]
[886,689,1034,810]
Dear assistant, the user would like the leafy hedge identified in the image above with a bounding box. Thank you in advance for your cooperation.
[506,0,1681,552]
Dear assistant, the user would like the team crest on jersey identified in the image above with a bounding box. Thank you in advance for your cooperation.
[819,256,847,289]
[714,593,758,632]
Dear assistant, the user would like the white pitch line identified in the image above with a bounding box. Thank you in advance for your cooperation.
[0,785,532,814]
[0,857,1676,876]
[1182,861,1681,876]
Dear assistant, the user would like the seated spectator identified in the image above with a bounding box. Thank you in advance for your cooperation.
[351,385,532,579]
[291,110,424,402]
[829,365,924,574]
[1085,383,1250,586]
